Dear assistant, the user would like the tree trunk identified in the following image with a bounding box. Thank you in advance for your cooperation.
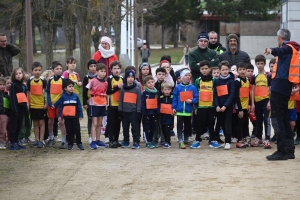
[43,22,54,69]
[32,24,37,53]
[19,2,27,70]
[63,11,75,58]
[145,24,150,49]
[77,24,91,79]
[161,25,165,49]
[173,24,178,48]
[38,25,46,53]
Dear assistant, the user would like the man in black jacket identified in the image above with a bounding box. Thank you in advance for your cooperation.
[0,33,20,77]
[208,31,226,56]
[219,34,250,67]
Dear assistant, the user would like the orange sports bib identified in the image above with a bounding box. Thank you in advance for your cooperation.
[146,98,158,109]
[254,86,268,97]
[290,95,295,101]
[199,91,212,101]
[160,103,172,114]
[180,91,193,102]
[216,85,228,96]
[62,106,76,116]
[240,87,249,98]
[124,92,137,104]
[30,85,43,95]
[113,90,120,102]
[50,84,62,94]
[16,93,27,103]
[93,96,107,105]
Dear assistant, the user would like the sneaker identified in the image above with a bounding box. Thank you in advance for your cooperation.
[59,142,67,149]
[54,136,61,142]
[287,153,295,159]
[190,141,200,149]
[266,151,288,161]
[131,142,139,149]
[201,133,210,140]
[0,143,4,149]
[96,140,108,148]
[104,137,110,144]
[67,145,73,150]
[90,141,97,150]
[270,135,277,142]
[10,143,19,150]
[47,139,55,147]
[250,138,264,147]
[38,141,44,148]
[101,127,106,135]
[77,144,85,150]
[231,137,238,143]
[163,143,171,149]
[117,142,122,148]
[245,137,251,146]
[224,143,231,150]
[151,142,158,148]
[19,138,28,145]
[31,141,39,148]
[109,141,118,148]
[179,142,186,149]
[88,137,92,144]
[121,141,130,148]
[146,143,155,149]
[170,130,175,136]
[264,140,272,149]
[250,133,256,138]
[159,141,165,147]
[216,138,224,144]
[17,143,26,150]
[294,138,300,145]
[219,127,224,136]
[209,141,220,148]
[236,141,247,148]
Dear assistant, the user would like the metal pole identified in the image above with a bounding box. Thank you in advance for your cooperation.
[141,12,143,42]
[134,0,138,71]
[26,0,33,72]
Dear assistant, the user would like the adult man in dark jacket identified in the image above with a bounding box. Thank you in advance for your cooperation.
[265,29,300,161]
[0,33,20,77]
[219,34,250,67]
[208,31,226,56]
[189,31,219,82]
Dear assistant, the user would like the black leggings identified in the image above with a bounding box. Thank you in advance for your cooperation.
[10,107,26,143]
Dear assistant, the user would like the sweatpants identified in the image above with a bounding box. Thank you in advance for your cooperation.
[177,116,191,143]
[122,111,140,144]
[153,115,164,143]
[106,106,121,142]
[10,107,26,143]
[296,112,300,138]
[161,124,171,144]
[217,106,233,144]
[64,117,82,145]
[270,92,294,154]
[195,107,215,142]
[232,112,238,139]
[236,109,249,141]
[86,105,92,135]
[254,98,270,140]
[142,114,156,143]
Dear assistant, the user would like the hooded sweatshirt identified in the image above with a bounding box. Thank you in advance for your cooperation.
[213,72,235,108]
[270,41,300,97]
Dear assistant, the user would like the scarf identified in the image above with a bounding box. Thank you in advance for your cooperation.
[220,74,230,80]
[200,73,212,82]
[88,72,97,78]
[98,44,115,58]
[145,87,157,93]
[123,82,137,90]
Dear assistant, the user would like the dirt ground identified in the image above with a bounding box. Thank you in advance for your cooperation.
[0,118,299,200]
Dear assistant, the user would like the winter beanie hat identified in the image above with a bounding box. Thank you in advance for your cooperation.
[125,70,135,80]
[101,36,112,47]
[227,34,239,43]
[87,59,97,69]
[197,31,209,42]
[180,69,190,79]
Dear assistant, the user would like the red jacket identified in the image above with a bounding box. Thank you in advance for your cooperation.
[92,51,118,76]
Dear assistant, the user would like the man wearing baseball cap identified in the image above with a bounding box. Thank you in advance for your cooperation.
[189,31,219,82]
[219,33,250,67]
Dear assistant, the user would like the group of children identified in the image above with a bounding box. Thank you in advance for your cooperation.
[1,53,299,151]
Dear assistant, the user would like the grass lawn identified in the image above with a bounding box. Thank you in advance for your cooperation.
[138,47,184,65]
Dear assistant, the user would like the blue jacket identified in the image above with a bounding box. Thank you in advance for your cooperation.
[213,72,235,108]
[141,90,159,115]
[159,95,174,125]
[271,41,300,96]
[55,91,83,118]
[172,83,198,116]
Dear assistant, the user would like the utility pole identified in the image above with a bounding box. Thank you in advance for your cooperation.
[25,0,33,72]
[134,0,138,72]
